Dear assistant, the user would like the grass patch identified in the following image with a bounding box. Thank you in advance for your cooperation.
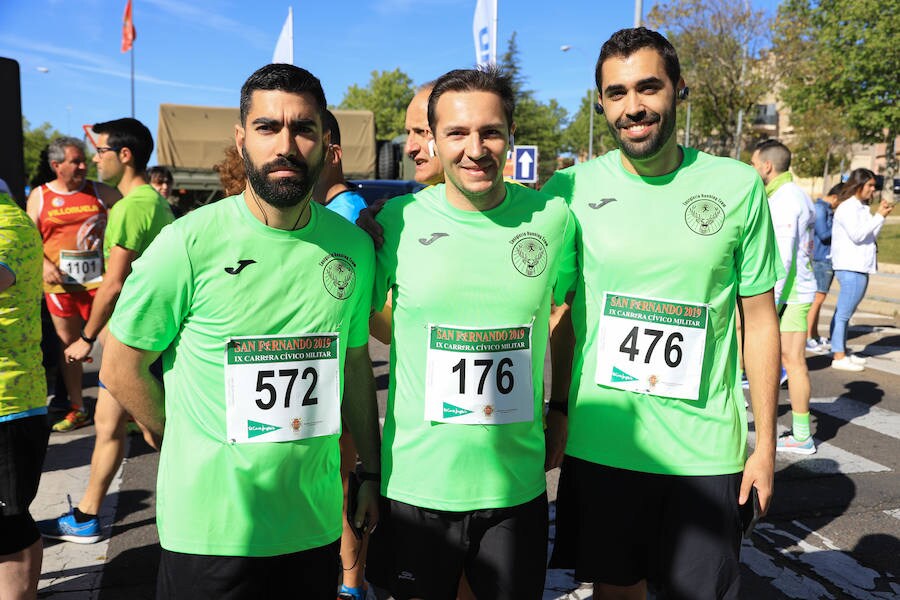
[878,223,900,265]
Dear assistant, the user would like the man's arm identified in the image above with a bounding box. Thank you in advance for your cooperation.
[99,333,165,448]
[25,187,65,286]
[65,245,138,361]
[369,294,393,345]
[341,344,382,531]
[739,289,780,515]
[545,295,575,471]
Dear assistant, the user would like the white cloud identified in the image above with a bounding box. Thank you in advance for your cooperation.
[141,0,270,49]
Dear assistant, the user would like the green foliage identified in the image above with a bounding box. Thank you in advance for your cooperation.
[562,92,616,160]
[23,117,61,185]
[647,0,776,155]
[499,32,568,184]
[774,0,899,144]
[785,105,855,180]
[876,224,900,265]
[339,69,415,141]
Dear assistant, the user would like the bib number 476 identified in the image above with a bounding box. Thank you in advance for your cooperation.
[619,327,683,368]
[255,368,318,409]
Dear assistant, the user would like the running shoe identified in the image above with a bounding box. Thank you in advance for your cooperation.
[805,338,820,352]
[848,354,867,365]
[338,585,366,600]
[831,356,864,372]
[776,432,817,455]
[779,367,788,388]
[37,496,101,544]
[741,374,750,389]
[51,409,89,432]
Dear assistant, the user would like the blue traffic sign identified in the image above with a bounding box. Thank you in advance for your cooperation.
[512,145,538,183]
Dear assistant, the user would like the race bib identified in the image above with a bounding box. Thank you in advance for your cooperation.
[424,324,534,425]
[595,293,708,400]
[225,333,341,444]
[59,249,103,284]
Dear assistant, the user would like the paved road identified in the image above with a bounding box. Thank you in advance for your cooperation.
[33,305,900,599]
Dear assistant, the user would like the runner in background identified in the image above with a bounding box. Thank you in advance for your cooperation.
[25,137,120,432]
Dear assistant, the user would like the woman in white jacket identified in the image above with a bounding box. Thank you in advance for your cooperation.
[829,168,894,371]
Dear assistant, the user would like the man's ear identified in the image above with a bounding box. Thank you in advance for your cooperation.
[235,124,245,158]
[118,146,134,166]
[329,143,343,165]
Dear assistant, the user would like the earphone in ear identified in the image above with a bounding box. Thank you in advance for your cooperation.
[677,86,690,101]
[594,102,604,115]
[427,139,436,158]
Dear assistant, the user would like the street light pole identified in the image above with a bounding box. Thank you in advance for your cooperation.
[561,44,595,161]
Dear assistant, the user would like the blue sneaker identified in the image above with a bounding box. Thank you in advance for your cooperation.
[780,367,788,388]
[776,432,816,455]
[338,585,366,600]
[37,496,101,544]
[741,374,750,389]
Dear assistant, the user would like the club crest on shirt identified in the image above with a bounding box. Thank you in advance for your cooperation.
[320,252,356,300]
[510,231,548,277]
[683,194,725,236]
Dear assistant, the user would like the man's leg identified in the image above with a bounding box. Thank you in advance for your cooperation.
[779,319,815,453]
[48,310,87,431]
[0,538,42,600]
[79,387,129,515]
[807,292,827,342]
[338,429,368,599]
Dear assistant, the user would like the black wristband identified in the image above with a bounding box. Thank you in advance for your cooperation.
[80,329,97,345]
[547,400,569,416]
[357,470,381,482]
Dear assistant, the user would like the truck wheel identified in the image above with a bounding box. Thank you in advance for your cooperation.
[377,141,399,180]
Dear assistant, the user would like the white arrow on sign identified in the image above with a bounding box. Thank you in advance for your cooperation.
[517,151,534,180]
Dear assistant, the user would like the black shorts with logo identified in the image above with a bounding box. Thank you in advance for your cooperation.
[156,540,340,600]
[367,493,548,600]
[550,455,744,599]
[0,414,50,554]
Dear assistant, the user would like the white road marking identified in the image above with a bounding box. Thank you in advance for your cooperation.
[811,396,900,440]
[884,508,900,520]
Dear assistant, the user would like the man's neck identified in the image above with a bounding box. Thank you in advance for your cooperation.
[320,181,350,205]
[620,138,683,178]
[50,178,83,193]
[445,181,506,212]
[117,170,148,197]
[244,186,312,230]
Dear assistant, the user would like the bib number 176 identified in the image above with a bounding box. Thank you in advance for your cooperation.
[451,357,514,395]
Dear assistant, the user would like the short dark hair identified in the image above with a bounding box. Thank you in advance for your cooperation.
[147,165,173,185]
[826,183,843,197]
[239,64,327,125]
[92,118,154,172]
[754,139,791,173]
[596,27,681,92]
[322,109,341,146]
[838,168,876,201]
[427,66,515,132]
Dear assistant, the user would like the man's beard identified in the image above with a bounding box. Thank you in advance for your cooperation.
[608,101,677,161]
[243,146,324,208]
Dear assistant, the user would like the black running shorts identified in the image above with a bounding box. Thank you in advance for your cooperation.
[156,541,340,600]
[367,493,548,600]
[550,455,744,599]
[0,415,49,554]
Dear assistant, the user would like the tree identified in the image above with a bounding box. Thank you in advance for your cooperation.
[562,93,616,160]
[647,0,776,156]
[23,118,61,185]
[499,33,568,183]
[339,69,415,141]
[773,0,899,200]
[785,105,855,192]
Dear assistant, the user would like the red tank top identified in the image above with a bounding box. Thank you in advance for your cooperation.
[38,181,108,293]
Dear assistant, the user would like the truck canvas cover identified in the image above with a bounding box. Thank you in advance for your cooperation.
[157,104,376,179]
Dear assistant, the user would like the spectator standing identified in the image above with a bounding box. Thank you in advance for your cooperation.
[829,168,894,371]
[806,183,843,351]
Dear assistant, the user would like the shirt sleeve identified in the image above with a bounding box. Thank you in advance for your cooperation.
[814,202,832,244]
[737,176,784,297]
[373,206,400,314]
[347,238,375,348]
[542,171,579,304]
[770,196,800,304]
[109,224,193,351]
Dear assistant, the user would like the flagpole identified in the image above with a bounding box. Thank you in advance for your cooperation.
[492,0,498,64]
[130,46,135,118]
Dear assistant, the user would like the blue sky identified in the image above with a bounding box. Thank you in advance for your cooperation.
[1,0,781,163]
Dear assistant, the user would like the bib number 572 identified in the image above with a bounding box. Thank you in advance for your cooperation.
[255,368,318,409]
[619,327,683,368]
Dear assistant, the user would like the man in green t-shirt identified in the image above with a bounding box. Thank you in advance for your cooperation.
[93,64,379,599]
[0,183,49,600]
[544,28,782,600]
[39,118,174,544]
[366,67,575,599]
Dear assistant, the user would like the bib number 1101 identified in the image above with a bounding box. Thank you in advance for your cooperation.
[451,358,514,395]
[255,368,318,409]
[618,327,683,368]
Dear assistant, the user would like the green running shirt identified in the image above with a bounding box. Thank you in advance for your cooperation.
[103,184,174,259]
[544,148,782,476]
[110,195,375,556]
[375,182,575,511]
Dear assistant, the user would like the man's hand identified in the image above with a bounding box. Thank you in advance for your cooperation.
[353,479,380,534]
[544,409,568,471]
[43,260,65,285]
[65,338,94,363]
[355,198,388,248]
[740,449,774,516]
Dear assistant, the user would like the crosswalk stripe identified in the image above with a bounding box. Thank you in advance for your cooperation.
[811,396,900,440]
[772,425,891,474]
[885,509,900,520]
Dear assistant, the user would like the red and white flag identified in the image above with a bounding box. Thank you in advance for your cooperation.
[122,0,136,53]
